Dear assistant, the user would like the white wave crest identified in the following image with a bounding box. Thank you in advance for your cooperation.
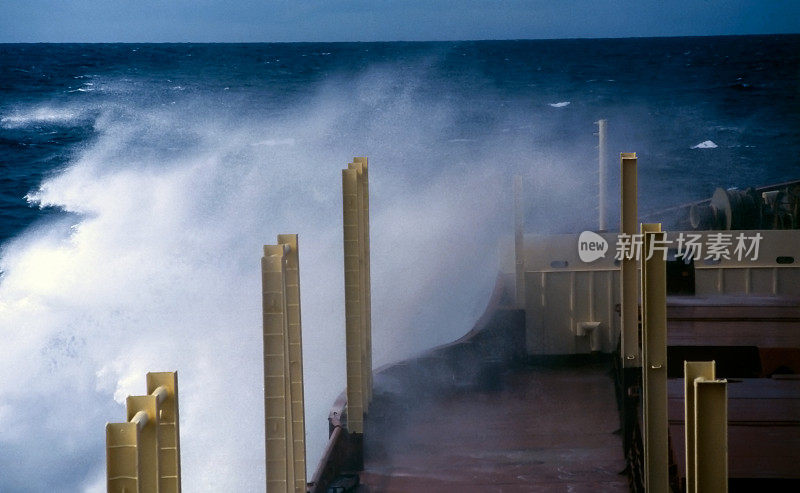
[692,140,718,149]
[0,107,87,128]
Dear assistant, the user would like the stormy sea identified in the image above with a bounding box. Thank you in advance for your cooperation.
[1,36,798,490]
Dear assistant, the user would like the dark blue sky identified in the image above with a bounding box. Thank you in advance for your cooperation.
[1,0,799,42]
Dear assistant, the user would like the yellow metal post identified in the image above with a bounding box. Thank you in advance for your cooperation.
[107,422,141,492]
[684,361,715,491]
[620,152,640,367]
[641,223,668,493]
[146,372,181,493]
[263,243,295,491]
[514,175,525,308]
[342,166,365,433]
[685,361,728,493]
[358,157,372,409]
[349,158,372,409]
[125,395,159,493]
[695,380,728,493]
[107,372,181,493]
[276,234,307,492]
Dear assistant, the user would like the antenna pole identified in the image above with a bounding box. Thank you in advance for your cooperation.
[598,119,608,231]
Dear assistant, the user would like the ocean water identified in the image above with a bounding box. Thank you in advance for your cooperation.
[0,36,798,491]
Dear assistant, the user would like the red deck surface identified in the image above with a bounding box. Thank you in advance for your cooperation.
[668,377,800,480]
[666,296,800,347]
[359,361,628,492]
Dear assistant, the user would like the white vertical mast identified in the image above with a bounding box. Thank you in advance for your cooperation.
[598,119,608,231]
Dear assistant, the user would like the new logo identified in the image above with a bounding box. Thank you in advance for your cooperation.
[578,231,608,263]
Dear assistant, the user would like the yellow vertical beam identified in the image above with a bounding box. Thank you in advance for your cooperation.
[125,395,160,493]
[342,166,365,434]
[277,234,307,493]
[685,361,728,493]
[349,160,365,413]
[684,361,715,491]
[107,422,140,493]
[353,157,372,409]
[620,152,640,367]
[694,380,728,493]
[146,372,181,493]
[514,175,525,308]
[263,244,295,491]
[107,373,181,493]
[349,159,372,410]
[641,223,669,493]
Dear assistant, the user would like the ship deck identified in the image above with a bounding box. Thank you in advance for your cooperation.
[309,284,800,492]
[358,358,628,492]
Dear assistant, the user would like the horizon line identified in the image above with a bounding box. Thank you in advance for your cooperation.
[2,32,799,45]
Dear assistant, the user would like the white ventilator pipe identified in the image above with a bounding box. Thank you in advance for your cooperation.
[598,119,608,231]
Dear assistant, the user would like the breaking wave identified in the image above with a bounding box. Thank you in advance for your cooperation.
[0,68,546,491]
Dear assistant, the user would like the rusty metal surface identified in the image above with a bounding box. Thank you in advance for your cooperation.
[358,361,628,492]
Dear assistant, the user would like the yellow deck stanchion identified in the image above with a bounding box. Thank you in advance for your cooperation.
[620,152,640,368]
[263,242,295,491]
[147,372,181,493]
[348,158,372,410]
[342,157,373,434]
[342,165,365,434]
[685,361,728,493]
[641,223,669,493]
[263,235,308,492]
[277,234,308,492]
[107,371,180,493]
